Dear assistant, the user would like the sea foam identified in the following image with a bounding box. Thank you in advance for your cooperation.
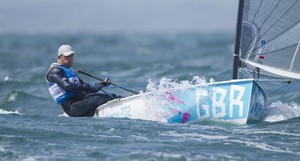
[0,108,22,115]
[145,75,214,92]
[263,101,300,122]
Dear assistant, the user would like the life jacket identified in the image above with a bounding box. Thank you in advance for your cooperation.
[46,63,81,104]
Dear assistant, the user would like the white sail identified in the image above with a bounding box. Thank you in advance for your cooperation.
[239,0,300,79]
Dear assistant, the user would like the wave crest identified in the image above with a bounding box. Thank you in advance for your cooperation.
[263,101,300,122]
[146,75,214,92]
[0,108,22,115]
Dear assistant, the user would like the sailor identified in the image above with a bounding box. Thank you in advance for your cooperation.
[46,44,116,117]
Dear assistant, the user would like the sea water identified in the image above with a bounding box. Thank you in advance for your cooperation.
[1,33,300,160]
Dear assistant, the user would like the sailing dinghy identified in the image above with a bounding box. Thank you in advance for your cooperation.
[93,0,300,124]
[94,79,266,124]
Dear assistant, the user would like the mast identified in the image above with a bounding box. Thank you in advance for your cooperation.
[232,0,245,79]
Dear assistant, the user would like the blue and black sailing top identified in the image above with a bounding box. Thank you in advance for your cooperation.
[46,63,84,104]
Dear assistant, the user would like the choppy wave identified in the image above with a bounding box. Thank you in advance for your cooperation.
[1,33,300,160]
[0,108,21,115]
[145,75,214,92]
[263,101,300,122]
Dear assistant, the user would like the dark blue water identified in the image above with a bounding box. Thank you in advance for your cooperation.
[1,33,300,160]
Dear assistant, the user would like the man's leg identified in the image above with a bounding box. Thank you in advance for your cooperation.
[69,93,114,117]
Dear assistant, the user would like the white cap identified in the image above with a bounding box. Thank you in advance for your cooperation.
[58,45,75,56]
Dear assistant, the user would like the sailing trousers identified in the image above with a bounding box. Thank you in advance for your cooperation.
[61,93,114,117]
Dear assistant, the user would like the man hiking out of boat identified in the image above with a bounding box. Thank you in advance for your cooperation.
[46,44,116,117]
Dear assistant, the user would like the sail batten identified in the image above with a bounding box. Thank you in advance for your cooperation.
[239,0,300,80]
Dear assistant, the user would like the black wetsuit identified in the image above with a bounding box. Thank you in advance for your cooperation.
[46,66,114,117]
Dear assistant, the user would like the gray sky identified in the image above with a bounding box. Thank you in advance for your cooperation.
[0,0,238,34]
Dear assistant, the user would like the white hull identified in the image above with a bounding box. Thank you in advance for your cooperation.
[94,79,267,124]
